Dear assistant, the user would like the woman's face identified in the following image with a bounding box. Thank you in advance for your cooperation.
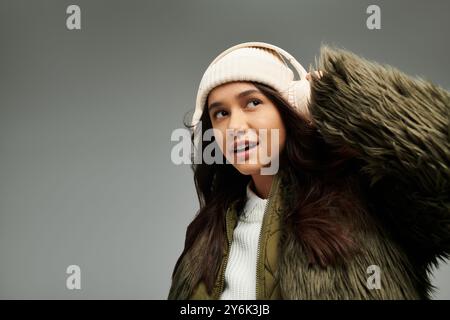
[207,81,286,176]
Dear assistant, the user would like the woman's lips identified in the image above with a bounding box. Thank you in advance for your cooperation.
[233,141,259,154]
[231,141,259,162]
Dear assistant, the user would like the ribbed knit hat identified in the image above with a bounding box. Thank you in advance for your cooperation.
[191,42,311,152]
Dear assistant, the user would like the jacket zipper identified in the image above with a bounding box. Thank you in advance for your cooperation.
[214,173,280,300]
[255,174,279,300]
[214,207,233,299]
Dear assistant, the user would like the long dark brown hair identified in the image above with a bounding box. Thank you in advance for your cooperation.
[173,81,368,295]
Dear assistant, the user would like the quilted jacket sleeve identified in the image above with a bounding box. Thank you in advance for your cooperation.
[308,45,450,265]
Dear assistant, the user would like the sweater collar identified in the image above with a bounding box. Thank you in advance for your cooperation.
[241,181,268,222]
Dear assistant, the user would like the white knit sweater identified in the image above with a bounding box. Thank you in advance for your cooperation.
[219,181,268,300]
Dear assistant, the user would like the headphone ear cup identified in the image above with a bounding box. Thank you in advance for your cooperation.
[287,79,312,119]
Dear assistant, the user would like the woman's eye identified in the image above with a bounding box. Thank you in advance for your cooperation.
[214,110,227,119]
[213,99,261,119]
[246,99,261,108]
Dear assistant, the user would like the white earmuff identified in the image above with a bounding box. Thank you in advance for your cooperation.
[287,79,312,119]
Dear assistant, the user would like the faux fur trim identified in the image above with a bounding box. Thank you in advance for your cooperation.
[309,44,450,269]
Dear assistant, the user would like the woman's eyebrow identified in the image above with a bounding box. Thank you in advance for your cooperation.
[208,89,260,112]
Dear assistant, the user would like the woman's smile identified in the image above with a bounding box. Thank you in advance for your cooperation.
[233,141,259,161]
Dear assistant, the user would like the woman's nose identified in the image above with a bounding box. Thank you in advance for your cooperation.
[227,109,248,132]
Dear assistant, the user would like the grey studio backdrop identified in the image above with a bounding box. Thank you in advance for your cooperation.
[0,0,449,299]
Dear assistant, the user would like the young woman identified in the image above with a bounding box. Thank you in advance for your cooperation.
[168,42,449,299]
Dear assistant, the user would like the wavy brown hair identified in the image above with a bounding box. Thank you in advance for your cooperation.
[172,81,368,296]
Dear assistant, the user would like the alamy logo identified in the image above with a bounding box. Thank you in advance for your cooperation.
[170,124,281,175]
[66,265,81,290]
[366,265,381,290]
[366,5,381,30]
[66,5,81,30]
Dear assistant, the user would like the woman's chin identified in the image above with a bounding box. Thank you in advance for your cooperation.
[232,163,265,176]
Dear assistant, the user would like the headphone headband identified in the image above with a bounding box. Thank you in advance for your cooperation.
[209,41,308,80]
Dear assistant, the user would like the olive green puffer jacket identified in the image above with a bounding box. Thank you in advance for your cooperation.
[168,45,450,300]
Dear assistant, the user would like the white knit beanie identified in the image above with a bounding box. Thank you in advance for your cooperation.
[191,42,311,152]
